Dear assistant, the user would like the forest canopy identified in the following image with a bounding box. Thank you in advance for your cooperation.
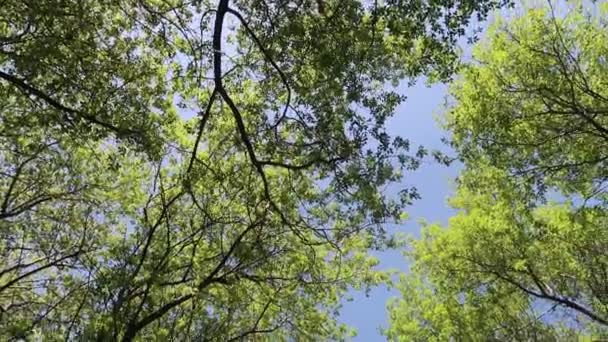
[387,1,608,340]
[2,0,607,341]
[0,0,510,340]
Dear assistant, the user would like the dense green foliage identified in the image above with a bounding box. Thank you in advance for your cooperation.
[387,2,608,340]
[0,0,511,340]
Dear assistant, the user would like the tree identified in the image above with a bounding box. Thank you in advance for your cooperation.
[1,0,511,340]
[387,1,608,340]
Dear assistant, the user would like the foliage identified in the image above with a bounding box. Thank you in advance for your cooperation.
[450,0,608,199]
[387,1,608,340]
[0,0,510,340]
[387,166,608,341]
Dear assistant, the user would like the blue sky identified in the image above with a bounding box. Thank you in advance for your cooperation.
[335,5,503,336]
[338,80,462,340]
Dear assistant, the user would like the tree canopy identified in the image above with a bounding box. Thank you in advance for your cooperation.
[0,0,512,340]
[387,1,608,340]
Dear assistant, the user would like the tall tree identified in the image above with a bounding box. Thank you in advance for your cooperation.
[387,1,608,340]
[1,0,510,340]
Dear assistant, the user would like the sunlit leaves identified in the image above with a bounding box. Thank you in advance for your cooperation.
[388,2,608,340]
[1,0,510,340]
